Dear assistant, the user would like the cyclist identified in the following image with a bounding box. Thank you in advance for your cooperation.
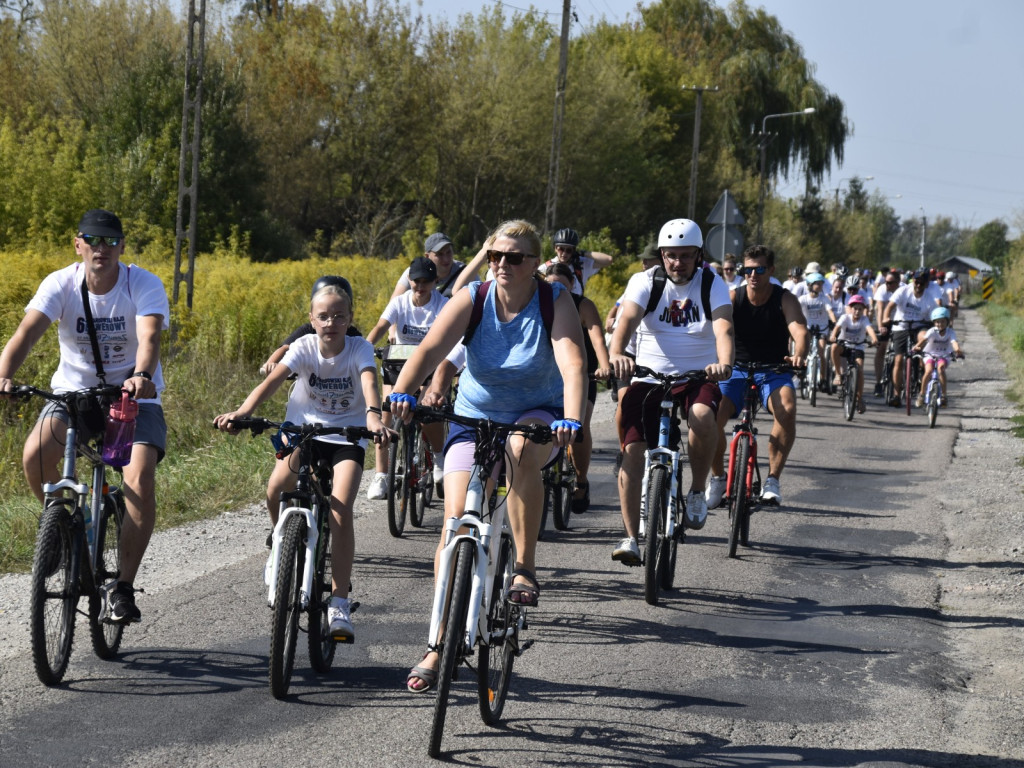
[364,257,449,501]
[388,219,586,693]
[0,209,168,624]
[943,271,961,321]
[882,269,945,407]
[790,260,822,299]
[259,276,361,376]
[798,272,836,390]
[544,262,612,512]
[829,295,878,413]
[608,218,734,564]
[825,276,849,320]
[782,266,803,294]
[871,270,901,396]
[912,306,964,407]
[708,244,807,508]
[390,232,468,300]
[214,282,389,641]
[721,255,744,290]
[537,227,614,295]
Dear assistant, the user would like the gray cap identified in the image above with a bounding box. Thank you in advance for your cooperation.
[424,232,453,253]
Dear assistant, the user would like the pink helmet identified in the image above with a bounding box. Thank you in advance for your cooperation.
[847,294,867,307]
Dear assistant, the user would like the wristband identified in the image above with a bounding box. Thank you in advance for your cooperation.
[131,371,152,380]
[366,406,382,415]
[389,392,417,407]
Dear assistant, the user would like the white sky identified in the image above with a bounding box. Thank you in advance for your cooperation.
[418,0,1024,233]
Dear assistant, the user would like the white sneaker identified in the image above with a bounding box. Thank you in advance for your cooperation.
[611,537,641,565]
[328,597,355,641]
[432,452,445,498]
[366,472,388,500]
[761,476,782,506]
[684,491,708,530]
[705,475,727,509]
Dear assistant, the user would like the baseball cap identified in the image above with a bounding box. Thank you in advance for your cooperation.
[409,256,438,282]
[424,232,453,253]
[77,209,123,238]
[804,261,821,275]
[639,243,660,261]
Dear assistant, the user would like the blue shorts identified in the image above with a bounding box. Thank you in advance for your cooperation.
[37,400,167,463]
[719,368,793,417]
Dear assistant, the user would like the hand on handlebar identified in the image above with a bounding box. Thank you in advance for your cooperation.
[705,362,732,382]
[609,353,634,382]
[550,418,582,448]
[213,410,250,434]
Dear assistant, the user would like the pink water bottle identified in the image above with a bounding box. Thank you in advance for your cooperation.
[102,392,139,467]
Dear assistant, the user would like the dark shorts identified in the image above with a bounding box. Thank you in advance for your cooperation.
[311,440,365,467]
[587,378,597,405]
[837,342,865,362]
[37,400,168,463]
[620,380,721,448]
[719,368,793,417]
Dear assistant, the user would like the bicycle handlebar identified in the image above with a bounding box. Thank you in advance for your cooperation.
[734,362,804,375]
[226,417,376,442]
[10,384,127,403]
[631,366,709,385]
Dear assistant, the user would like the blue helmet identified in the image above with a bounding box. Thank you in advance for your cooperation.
[805,272,825,285]
[930,306,951,321]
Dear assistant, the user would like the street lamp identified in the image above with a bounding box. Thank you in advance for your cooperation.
[757,107,816,242]
[834,175,874,205]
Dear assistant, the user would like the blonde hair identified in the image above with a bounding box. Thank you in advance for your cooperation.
[486,219,542,260]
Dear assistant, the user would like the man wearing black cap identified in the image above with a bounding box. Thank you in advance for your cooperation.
[0,209,169,624]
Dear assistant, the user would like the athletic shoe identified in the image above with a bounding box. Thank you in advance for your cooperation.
[684,492,708,530]
[432,452,445,499]
[108,582,141,624]
[705,475,727,509]
[873,382,883,397]
[366,472,388,500]
[611,537,641,565]
[761,476,782,506]
[915,393,924,408]
[328,598,355,642]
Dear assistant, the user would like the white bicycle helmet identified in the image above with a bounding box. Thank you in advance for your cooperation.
[657,218,703,249]
[946,271,957,280]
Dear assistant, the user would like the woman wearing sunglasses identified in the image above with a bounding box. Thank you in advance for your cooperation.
[388,219,586,693]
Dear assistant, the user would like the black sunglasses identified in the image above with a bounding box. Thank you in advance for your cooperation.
[486,249,532,265]
[740,265,767,276]
[79,234,123,247]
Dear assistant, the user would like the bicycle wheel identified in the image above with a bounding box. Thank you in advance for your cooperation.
[904,355,914,416]
[821,348,833,395]
[552,452,573,531]
[429,538,474,758]
[660,484,681,591]
[842,365,856,421]
[808,355,818,407]
[882,353,895,406]
[478,532,516,725]
[386,428,408,537]
[643,464,668,606]
[89,491,126,660]
[30,500,78,685]
[269,515,306,698]
[927,382,939,428]
[727,439,750,558]
[307,511,336,673]
[539,465,557,539]
[411,432,429,528]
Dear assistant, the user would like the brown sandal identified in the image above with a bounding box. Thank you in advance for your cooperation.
[507,568,540,607]
[407,653,438,693]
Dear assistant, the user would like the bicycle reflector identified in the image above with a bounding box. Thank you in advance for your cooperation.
[271,422,295,459]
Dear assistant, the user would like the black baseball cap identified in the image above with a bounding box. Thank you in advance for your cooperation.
[77,209,124,238]
[409,256,438,282]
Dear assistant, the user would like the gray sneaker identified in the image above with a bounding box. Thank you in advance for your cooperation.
[328,598,355,642]
[761,476,782,506]
[705,475,727,509]
[684,492,708,530]
[611,537,641,565]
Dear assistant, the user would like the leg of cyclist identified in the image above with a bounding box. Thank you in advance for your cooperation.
[854,351,866,412]
[936,358,949,405]
[367,382,392,500]
[569,398,595,511]
[21,413,67,504]
[118,444,159,585]
[762,383,797,505]
[326,451,363,640]
[266,454,300,526]
[708,396,737,483]
[614,383,661,561]
[830,341,842,389]
[918,358,935,407]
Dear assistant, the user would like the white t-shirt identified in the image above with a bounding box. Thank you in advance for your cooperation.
[26,262,169,402]
[798,292,832,331]
[920,326,958,358]
[791,281,810,298]
[825,291,847,318]
[281,334,377,446]
[379,290,448,344]
[834,314,872,350]
[395,260,467,297]
[622,266,730,379]
[889,284,942,327]
[538,254,603,296]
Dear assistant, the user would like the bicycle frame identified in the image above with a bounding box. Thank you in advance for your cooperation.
[726,382,760,509]
[640,394,684,545]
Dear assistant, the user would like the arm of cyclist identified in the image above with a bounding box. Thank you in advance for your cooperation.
[782,290,809,368]
[706,304,735,381]
[578,295,613,380]
[360,366,390,446]
[364,315,392,346]
[449,243,489,296]
[260,344,288,377]
[390,288,474,423]
[419,358,460,407]
[213,363,295,433]
[550,289,588,448]
[866,324,879,347]
[121,313,161,400]
[0,309,52,396]
[608,298,643,382]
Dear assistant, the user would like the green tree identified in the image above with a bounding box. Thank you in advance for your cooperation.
[969,220,1010,271]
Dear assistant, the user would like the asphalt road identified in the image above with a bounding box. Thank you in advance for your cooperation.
[1,307,1022,768]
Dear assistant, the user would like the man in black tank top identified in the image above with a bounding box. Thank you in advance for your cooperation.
[706,245,807,508]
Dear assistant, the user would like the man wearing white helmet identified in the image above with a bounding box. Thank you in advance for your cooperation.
[608,218,734,565]
[944,271,961,321]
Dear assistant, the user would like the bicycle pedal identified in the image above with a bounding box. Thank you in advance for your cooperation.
[349,601,360,613]
[516,639,534,656]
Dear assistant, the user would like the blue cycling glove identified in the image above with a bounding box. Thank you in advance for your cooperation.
[389,392,417,407]
[550,418,582,432]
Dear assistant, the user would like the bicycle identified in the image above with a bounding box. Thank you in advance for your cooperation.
[835,345,864,422]
[879,328,897,406]
[13,385,130,685]
[922,355,963,428]
[406,405,548,757]
[724,363,798,558]
[801,327,827,407]
[378,345,436,535]
[630,365,708,607]
[900,325,926,416]
[227,417,375,699]
[540,445,575,536]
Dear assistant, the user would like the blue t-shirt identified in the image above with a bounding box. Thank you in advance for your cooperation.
[455,280,564,423]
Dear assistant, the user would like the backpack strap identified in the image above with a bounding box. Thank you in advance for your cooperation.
[462,281,492,348]
[462,277,555,348]
[80,277,107,385]
[700,265,714,321]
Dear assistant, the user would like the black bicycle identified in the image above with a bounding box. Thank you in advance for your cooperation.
[227,417,375,698]
[540,446,575,535]
[13,385,130,685]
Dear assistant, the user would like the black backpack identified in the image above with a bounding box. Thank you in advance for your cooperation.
[644,265,716,320]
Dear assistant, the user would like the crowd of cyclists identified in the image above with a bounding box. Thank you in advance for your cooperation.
[0,209,967,698]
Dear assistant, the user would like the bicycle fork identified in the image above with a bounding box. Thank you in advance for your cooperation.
[726,426,758,502]
[266,503,319,609]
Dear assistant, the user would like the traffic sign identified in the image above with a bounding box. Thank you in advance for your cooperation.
[982,276,994,300]
[706,225,744,263]
[707,190,745,225]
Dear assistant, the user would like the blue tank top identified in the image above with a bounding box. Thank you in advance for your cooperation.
[456,280,565,422]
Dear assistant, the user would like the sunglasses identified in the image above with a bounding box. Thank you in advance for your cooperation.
[740,265,768,276]
[79,234,123,247]
[486,249,532,266]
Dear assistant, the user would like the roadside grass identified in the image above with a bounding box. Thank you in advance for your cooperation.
[977,298,1024,442]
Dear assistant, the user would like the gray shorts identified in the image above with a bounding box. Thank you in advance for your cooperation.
[36,400,167,463]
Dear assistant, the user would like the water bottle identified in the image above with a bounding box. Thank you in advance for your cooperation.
[101,392,138,467]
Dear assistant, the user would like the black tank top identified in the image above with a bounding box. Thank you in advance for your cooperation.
[734,284,789,364]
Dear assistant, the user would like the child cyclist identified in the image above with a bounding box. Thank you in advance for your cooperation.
[214,282,388,641]
[829,294,878,413]
[913,306,964,407]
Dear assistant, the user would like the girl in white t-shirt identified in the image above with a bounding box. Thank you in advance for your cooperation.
[215,284,386,641]
[829,295,878,412]
[365,257,449,499]
[912,307,963,407]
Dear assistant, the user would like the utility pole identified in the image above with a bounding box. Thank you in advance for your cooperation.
[173,0,206,312]
[544,0,571,235]
[919,209,926,269]
[681,85,718,221]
